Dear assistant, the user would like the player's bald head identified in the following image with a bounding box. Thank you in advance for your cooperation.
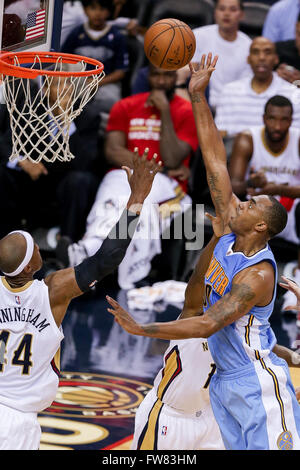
[250,36,276,53]
[0,233,27,274]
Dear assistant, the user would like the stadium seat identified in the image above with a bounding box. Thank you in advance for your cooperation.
[146,0,215,30]
[239,2,270,38]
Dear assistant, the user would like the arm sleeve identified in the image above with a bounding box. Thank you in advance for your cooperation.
[74,209,139,292]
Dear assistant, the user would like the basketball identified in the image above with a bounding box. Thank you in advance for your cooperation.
[144,18,196,70]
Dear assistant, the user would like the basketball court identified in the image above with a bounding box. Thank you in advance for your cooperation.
[0,0,299,452]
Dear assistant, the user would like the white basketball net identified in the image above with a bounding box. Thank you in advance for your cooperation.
[1,54,105,163]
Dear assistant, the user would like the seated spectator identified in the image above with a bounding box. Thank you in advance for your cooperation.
[275,13,300,84]
[61,0,129,114]
[55,65,199,289]
[131,61,195,103]
[192,0,252,110]
[228,95,300,313]
[214,36,300,137]
[109,0,142,37]
[262,0,300,42]
[60,1,87,47]
[0,77,101,245]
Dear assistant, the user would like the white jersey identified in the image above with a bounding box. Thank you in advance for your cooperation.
[248,126,300,187]
[248,126,300,245]
[0,277,64,413]
[192,24,252,108]
[153,337,215,413]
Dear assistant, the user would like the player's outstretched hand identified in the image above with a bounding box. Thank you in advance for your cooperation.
[188,53,218,95]
[279,276,300,311]
[122,147,162,206]
[106,295,145,336]
[296,387,300,402]
[205,212,224,238]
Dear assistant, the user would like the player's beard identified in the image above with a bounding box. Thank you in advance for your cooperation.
[166,87,176,101]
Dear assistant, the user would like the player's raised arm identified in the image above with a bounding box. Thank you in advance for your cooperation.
[45,148,162,326]
[188,54,240,225]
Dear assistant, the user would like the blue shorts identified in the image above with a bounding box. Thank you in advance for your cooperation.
[209,358,300,450]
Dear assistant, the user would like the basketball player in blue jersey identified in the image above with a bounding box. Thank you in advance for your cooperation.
[0,149,161,450]
[106,55,300,450]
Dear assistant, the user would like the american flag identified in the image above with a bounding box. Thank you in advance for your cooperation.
[25,9,46,41]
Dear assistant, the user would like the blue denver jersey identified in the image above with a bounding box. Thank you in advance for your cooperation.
[204,232,277,372]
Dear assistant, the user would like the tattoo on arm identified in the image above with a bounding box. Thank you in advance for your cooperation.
[208,283,256,329]
[207,172,226,213]
[191,93,202,103]
[142,323,160,335]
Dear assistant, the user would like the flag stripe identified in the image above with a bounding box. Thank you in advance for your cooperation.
[25,9,46,41]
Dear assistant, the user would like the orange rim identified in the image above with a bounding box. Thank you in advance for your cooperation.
[0,51,104,79]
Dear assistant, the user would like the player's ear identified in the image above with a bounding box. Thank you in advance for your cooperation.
[23,263,33,274]
[255,221,268,233]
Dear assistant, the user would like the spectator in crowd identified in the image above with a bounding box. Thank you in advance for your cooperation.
[228,95,300,314]
[192,0,252,110]
[60,1,87,47]
[0,77,101,246]
[109,0,143,37]
[55,64,199,289]
[61,0,129,114]
[275,13,300,84]
[262,0,300,43]
[214,36,300,137]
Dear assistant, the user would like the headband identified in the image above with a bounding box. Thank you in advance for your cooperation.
[2,231,34,277]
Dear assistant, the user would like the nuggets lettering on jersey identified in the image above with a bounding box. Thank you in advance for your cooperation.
[205,256,229,296]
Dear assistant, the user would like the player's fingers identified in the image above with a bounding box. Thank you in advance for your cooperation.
[211,54,219,68]
[206,52,212,68]
[281,275,299,286]
[148,153,160,171]
[205,212,214,221]
[153,160,162,174]
[106,295,121,308]
[200,54,206,70]
[283,305,298,311]
[141,147,149,161]
[279,282,289,290]
[107,308,117,316]
[121,166,131,183]
[132,147,139,164]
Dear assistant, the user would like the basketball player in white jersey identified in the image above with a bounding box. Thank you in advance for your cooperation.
[132,219,225,450]
[228,95,300,314]
[0,149,161,450]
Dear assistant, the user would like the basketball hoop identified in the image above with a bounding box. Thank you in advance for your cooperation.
[0,51,105,163]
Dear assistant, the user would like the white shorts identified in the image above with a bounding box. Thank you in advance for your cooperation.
[0,403,41,450]
[131,388,225,450]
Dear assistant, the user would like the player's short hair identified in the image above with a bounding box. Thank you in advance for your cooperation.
[264,95,293,115]
[264,196,288,238]
[214,0,244,10]
[81,0,114,13]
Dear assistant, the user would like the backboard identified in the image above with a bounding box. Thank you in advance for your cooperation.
[0,0,63,53]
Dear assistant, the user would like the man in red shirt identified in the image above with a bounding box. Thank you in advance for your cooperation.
[56,65,198,288]
[105,64,198,193]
